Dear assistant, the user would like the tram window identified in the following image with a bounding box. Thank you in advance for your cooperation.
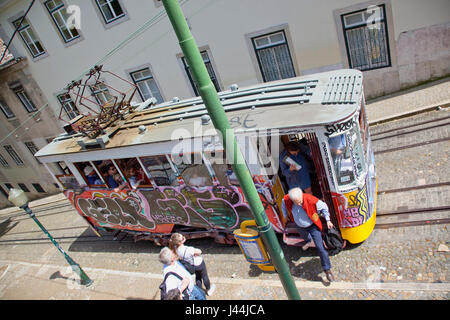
[359,103,369,154]
[115,158,152,189]
[54,162,80,190]
[175,153,213,187]
[95,160,125,189]
[349,125,365,177]
[56,161,72,175]
[328,134,355,186]
[205,150,239,186]
[140,155,178,186]
[74,161,105,187]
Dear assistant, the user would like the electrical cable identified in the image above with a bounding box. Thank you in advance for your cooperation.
[0,0,35,64]
[0,0,196,144]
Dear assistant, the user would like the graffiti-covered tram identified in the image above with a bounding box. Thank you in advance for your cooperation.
[36,69,376,246]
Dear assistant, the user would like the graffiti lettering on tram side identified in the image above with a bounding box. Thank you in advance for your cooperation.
[331,177,372,229]
[74,191,157,232]
[66,181,282,234]
[324,117,356,137]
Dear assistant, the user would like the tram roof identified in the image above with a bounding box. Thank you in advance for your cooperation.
[36,69,363,162]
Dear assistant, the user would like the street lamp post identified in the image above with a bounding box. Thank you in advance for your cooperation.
[8,188,93,287]
[162,0,301,300]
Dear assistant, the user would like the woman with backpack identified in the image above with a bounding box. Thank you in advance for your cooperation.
[169,233,216,296]
[158,246,206,300]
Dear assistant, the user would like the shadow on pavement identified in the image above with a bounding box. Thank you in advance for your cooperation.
[0,218,19,239]
[68,227,243,256]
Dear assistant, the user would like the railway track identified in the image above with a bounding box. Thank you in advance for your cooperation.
[370,112,449,154]
[375,182,450,229]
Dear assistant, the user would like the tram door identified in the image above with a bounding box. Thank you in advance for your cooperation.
[278,133,339,229]
[304,133,339,229]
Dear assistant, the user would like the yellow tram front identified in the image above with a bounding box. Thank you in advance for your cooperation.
[322,105,377,244]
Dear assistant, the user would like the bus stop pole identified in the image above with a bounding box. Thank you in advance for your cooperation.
[162,0,300,300]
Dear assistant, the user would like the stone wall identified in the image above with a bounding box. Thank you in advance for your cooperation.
[363,22,450,99]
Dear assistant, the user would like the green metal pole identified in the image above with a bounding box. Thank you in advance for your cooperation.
[162,0,300,300]
[23,206,93,287]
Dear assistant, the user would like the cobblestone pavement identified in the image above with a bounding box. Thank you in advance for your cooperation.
[0,78,449,301]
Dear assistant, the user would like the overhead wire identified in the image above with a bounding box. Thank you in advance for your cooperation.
[0,0,197,144]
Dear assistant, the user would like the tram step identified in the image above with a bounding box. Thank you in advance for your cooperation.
[283,233,310,247]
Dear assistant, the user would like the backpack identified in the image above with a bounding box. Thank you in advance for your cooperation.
[323,227,344,255]
[159,272,189,300]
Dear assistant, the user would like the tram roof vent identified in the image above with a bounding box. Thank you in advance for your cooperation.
[322,75,362,105]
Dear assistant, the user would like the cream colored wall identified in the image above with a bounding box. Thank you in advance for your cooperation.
[1,0,448,114]
[391,0,450,38]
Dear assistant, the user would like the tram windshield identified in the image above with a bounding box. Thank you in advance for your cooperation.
[328,123,365,188]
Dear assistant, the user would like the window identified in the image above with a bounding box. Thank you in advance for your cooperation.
[4,183,13,190]
[0,154,9,167]
[0,99,15,119]
[205,150,239,186]
[18,183,30,192]
[32,183,46,193]
[74,161,106,187]
[44,0,80,43]
[115,158,152,189]
[10,84,37,113]
[24,141,40,159]
[328,133,354,187]
[130,68,163,103]
[341,5,391,71]
[173,153,213,187]
[57,93,79,120]
[95,0,125,24]
[140,155,178,186]
[328,124,365,188]
[181,51,220,96]
[89,82,114,105]
[359,102,369,155]
[12,17,46,58]
[4,145,24,166]
[252,31,296,82]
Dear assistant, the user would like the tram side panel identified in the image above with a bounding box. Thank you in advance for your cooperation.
[62,180,283,241]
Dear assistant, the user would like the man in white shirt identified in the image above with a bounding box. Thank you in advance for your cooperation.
[158,247,206,300]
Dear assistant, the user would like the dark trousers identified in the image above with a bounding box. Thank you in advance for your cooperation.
[194,260,211,291]
[296,223,332,271]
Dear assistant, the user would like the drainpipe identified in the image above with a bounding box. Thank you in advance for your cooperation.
[162,0,300,300]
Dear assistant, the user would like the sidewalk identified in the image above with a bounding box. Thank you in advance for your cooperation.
[366,76,450,124]
[0,258,448,300]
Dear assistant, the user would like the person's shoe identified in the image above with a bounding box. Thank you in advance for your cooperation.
[325,270,335,282]
[302,241,314,251]
[207,284,216,296]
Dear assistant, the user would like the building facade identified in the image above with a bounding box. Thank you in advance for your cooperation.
[0,0,449,207]
[0,53,64,208]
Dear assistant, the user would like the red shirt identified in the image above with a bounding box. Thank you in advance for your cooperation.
[283,193,323,231]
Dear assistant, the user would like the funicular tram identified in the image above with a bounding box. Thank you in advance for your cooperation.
[35,68,377,247]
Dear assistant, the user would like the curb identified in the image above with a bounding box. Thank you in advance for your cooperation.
[368,100,450,126]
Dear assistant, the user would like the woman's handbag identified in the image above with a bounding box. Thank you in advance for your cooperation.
[179,247,195,274]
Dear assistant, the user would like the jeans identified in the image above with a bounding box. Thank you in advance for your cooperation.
[296,223,331,271]
[189,285,206,300]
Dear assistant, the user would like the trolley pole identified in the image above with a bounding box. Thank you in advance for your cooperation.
[162,0,300,300]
